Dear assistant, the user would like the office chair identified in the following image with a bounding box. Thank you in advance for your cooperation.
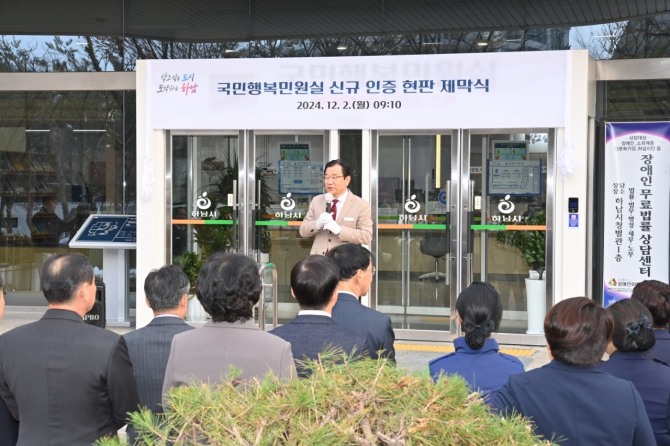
[419,232,448,281]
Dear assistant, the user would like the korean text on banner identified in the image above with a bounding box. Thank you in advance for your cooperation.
[602,122,670,306]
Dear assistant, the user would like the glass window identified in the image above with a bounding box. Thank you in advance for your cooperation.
[0,91,135,299]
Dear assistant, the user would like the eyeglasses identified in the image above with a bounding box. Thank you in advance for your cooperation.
[323,175,344,182]
[364,266,376,276]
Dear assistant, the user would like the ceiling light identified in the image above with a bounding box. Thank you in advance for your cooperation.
[477,41,488,46]
[224,49,235,53]
[336,46,347,51]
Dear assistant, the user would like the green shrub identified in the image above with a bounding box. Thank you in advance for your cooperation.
[98,357,550,445]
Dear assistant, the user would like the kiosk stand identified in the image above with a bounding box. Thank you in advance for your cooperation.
[69,214,136,327]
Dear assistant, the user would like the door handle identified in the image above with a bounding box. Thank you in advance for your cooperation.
[231,179,238,210]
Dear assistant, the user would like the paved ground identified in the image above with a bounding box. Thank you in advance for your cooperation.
[0,305,551,373]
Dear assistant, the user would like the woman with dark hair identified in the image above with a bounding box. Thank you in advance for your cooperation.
[428,282,523,394]
[491,297,655,445]
[0,275,19,445]
[600,298,670,446]
[631,279,670,364]
[162,253,296,397]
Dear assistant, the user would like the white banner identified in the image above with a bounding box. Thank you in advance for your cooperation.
[603,122,670,306]
[146,52,568,130]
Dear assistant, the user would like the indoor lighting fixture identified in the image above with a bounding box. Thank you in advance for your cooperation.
[225,49,235,53]
[476,41,488,46]
[337,45,347,51]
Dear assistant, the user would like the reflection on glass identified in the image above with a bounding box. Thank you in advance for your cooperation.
[376,134,452,331]
[471,133,548,335]
[0,91,135,299]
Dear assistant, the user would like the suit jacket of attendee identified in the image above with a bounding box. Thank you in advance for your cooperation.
[299,191,372,255]
[490,360,655,445]
[0,309,140,446]
[600,350,670,446]
[0,372,18,446]
[332,292,395,361]
[124,316,194,413]
[270,314,370,377]
[162,319,295,402]
[124,316,193,445]
[429,337,524,395]
[653,329,670,366]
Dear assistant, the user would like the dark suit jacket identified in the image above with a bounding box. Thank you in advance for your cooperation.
[0,387,18,446]
[0,309,140,446]
[124,316,193,444]
[653,329,670,366]
[600,350,670,446]
[124,316,194,413]
[270,314,370,377]
[490,360,655,445]
[299,191,372,255]
[332,292,395,361]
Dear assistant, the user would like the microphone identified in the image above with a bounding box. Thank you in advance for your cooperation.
[324,193,333,213]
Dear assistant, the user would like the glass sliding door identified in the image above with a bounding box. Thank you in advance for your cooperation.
[374,132,453,335]
[170,133,241,264]
[251,131,329,326]
[469,130,552,338]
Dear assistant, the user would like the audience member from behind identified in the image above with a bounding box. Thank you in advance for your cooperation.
[0,275,19,446]
[600,298,670,446]
[163,253,295,398]
[271,255,370,377]
[0,253,140,446]
[327,244,395,361]
[631,279,670,364]
[429,282,523,394]
[124,265,194,444]
[491,297,654,445]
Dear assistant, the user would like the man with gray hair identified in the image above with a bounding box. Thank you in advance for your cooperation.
[0,253,139,445]
[124,265,194,442]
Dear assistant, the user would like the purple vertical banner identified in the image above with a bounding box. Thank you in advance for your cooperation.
[603,122,670,307]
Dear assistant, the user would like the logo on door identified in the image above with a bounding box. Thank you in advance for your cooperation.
[497,195,515,214]
[280,193,295,211]
[191,192,219,218]
[275,193,302,219]
[492,195,521,223]
[399,194,427,222]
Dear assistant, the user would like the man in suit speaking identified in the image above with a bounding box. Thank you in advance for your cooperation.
[299,159,372,255]
[0,253,139,446]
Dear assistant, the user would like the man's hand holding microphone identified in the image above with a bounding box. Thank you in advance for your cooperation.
[315,193,341,235]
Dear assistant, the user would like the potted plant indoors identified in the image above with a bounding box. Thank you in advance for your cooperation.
[173,251,208,322]
[496,206,546,334]
[496,207,546,279]
[194,154,272,259]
